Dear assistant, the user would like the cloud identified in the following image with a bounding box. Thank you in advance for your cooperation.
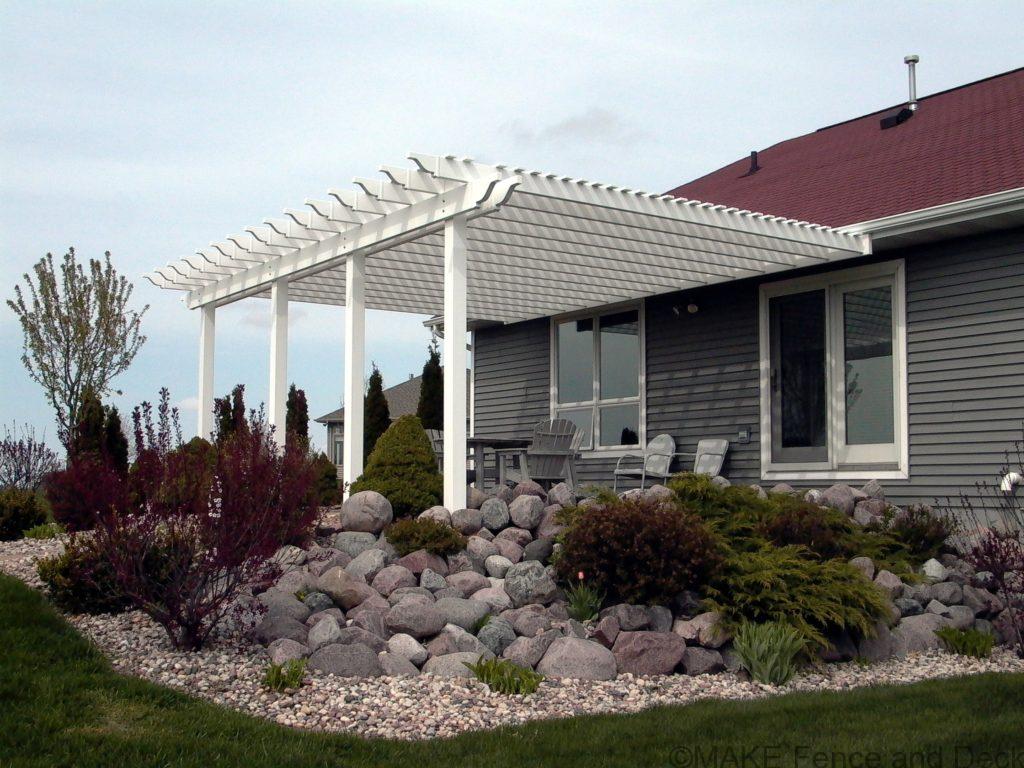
[506,107,647,147]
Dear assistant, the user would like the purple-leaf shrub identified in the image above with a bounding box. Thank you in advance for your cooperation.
[0,423,59,491]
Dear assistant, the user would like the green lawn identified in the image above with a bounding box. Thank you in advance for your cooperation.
[1,573,1021,768]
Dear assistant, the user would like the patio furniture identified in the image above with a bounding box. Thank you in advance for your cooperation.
[467,435,531,489]
[503,418,583,491]
[426,429,477,485]
[678,438,730,478]
[613,433,679,492]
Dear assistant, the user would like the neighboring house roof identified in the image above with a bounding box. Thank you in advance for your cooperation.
[667,68,1024,227]
[315,370,469,425]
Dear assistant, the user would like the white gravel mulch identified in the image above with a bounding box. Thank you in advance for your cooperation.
[3,538,1022,741]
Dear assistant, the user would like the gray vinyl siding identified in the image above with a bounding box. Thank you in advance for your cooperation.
[473,226,1024,506]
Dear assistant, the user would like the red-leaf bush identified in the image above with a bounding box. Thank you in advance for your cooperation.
[46,453,127,532]
[555,496,722,605]
[88,390,319,650]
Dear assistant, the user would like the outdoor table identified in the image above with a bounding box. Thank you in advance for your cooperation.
[465,436,531,489]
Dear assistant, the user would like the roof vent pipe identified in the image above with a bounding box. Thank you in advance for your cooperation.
[905,54,920,112]
[748,151,760,174]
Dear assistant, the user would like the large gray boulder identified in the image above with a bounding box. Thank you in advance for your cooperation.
[873,570,904,599]
[426,623,494,658]
[547,482,575,508]
[612,631,687,676]
[466,486,490,510]
[492,538,524,564]
[480,498,511,532]
[420,568,448,592]
[509,495,545,530]
[502,629,559,669]
[447,570,490,598]
[504,561,559,608]
[536,507,565,539]
[258,589,311,623]
[466,537,500,570]
[849,556,876,581]
[379,652,420,676]
[275,568,319,595]
[821,484,857,516]
[536,637,617,680]
[484,554,514,578]
[346,548,388,583]
[522,538,555,564]
[857,620,894,662]
[681,647,725,676]
[302,591,335,614]
[435,597,491,631]
[471,586,513,613]
[672,611,731,648]
[422,651,482,678]
[333,531,379,559]
[317,566,377,609]
[308,643,383,677]
[253,615,308,646]
[451,507,484,535]
[267,637,308,665]
[962,585,1003,616]
[340,491,393,534]
[387,633,429,666]
[930,582,963,606]
[600,604,650,632]
[891,613,953,656]
[511,606,554,637]
[477,617,517,656]
[371,564,418,596]
[385,600,446,639]
[396,549,449,576]
[336,626,388,653]
[307,614,344,652]
[418,506,452,526]
[512,481,546,501]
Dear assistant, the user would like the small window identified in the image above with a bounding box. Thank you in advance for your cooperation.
[760,261,906,478]
[554,306,643,450]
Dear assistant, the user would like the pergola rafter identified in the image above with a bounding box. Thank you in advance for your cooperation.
[148,152,870,509]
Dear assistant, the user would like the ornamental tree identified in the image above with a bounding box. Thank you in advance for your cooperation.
[364,364,390,459]
[416,339,443,431]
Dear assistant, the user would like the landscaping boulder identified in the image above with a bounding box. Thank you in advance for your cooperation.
[496,526,532,546]
[387,633,429,666]
[522,537,555,564]
[504,561,559,608]
[962,585,1003,616]
[258,589,311,623]
[426,623,494,658]
[333,531,379,558]
[511,606,553,637]
[351,607,389,639]
[922,558,949,583]
[466,536,500,570]
[307,549,351,577]
[340,491,393,534]
[548,482,575,508]
[396,549,449,576]
[267,638,308,665]
[308,614,346,651]
[254,615,309,646]
[302,591,335,614]
[318,566,377,609]
[600,604,650,632]
[856,620,894,662]
[849,556,875,581]
[308,643,383,677]
[275,568,319,595]
[681,647,724,676]
[372,565,418,596]
[435,597,490,631]
[495,485,514,504]
[768,483,798,496]
[306,607,345,627]
[503,630,559,669]
[451,507,483,535]
[862,479,885,501]
[477,616,517,656]
[447,570,490,598]
[646,484,673,503]
[492,539,524,564]
[422,651,481,678]
[592,615,620,648]
[379,652,420,676]
[385,600,446,639]
[387,587,434,606]
[536,507,565,539]
[418,506,451,526]
[821,484,857,515]
[646,606,673,634]
[420,568,448,592]
[346,548,388,582]
[470,586,513,613]
[853,499,887,526]
[480,498,511,532]
[891,613,953,656]
[484,554,513,578]
[509,495,545,530]
[930,582,963,605]
[466,486,490,510]
[873,570,904,599]
[512,481,546,501]
[537,637,617,680]
[672,611,730,648]
[612,631,686,675]
[895,597,923,617]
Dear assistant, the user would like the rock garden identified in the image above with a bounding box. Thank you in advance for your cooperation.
[2,411,1023,740]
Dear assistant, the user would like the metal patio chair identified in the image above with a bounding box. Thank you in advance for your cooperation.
[613,433,678,492]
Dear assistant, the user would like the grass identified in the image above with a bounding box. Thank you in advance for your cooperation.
[1,572,1022,767]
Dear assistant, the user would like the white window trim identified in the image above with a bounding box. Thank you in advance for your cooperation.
[550,300,646,457]
[758,260,909,481]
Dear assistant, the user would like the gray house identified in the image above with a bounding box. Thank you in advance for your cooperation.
[149,66,1023,511]
[474,66,1024,507]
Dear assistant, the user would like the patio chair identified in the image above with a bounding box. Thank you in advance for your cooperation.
[613,433,678,492]
[425,428,476,484]
[505,418,582,491]
[680,438,730,478]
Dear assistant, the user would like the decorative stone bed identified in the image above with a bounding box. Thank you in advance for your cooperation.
[2,478,1022,740]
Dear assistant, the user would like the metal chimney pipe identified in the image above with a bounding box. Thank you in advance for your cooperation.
[904,55,920,112]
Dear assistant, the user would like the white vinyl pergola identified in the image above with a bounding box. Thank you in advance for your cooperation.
[148,152,870,510]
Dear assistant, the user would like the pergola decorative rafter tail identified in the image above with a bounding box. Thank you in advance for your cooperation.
[148,152,870,510]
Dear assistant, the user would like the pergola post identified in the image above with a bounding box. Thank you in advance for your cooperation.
[197,304,216,439]
[343,252,366,496]
[268,278,289,448]
[443,214,468,511]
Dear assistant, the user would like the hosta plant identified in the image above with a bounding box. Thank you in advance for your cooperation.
[464,656,543,695]
[732,621,806,685]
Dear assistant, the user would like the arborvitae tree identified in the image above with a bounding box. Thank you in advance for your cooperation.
[71,389,106,460]
[214,384,246,443]
[7,249,147,448]
[416,339,443,431]
[104,407,129,473]
[363,364,390,460]
[285,384,309,451]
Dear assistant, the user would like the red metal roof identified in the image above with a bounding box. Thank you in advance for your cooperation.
[668,68,1024,227]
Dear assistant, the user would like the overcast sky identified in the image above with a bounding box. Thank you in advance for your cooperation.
[2,0,1022,452]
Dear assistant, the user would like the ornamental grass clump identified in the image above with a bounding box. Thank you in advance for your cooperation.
[733,621,806,685]
[264,659,307,692]
[935,626,995,659]
[349,415,441,518]
[564,578,603,622]
[464,656,543,695]
[385,517,466,557]
[555,495,722,605]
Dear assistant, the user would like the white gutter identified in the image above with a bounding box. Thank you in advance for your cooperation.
[840,186,1024,240]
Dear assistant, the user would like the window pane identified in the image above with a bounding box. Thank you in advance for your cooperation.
[599,404,640,447]
[557,318,594,403]
[556,407,593,449]
[844,286,894,444]
[770,290,828,461]
[599,310,639,399]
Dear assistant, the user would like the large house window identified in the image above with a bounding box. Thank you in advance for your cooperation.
[553,306,643,451]
[759,260,907,479]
